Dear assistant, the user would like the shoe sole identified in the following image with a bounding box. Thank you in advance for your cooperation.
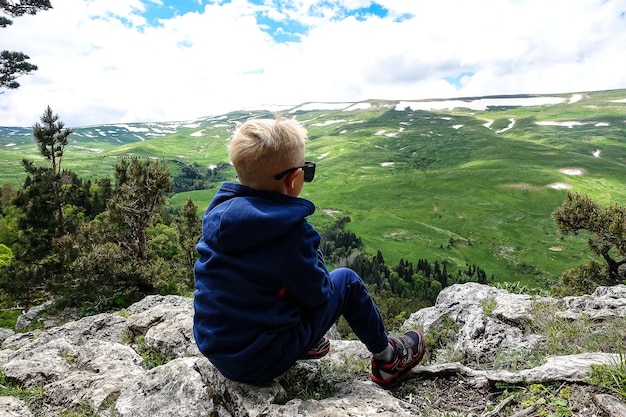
[301,337,331,359]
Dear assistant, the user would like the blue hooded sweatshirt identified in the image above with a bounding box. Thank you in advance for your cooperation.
[193,182,332,383]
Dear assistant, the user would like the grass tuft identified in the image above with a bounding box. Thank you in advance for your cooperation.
[587,351,626,400]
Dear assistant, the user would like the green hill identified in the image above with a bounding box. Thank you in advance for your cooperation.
[2,90,626,286]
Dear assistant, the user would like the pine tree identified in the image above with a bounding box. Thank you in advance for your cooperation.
[174,198,201,289]
[32,105,71,175]
[1,1,52,91]
[108,158,171,261]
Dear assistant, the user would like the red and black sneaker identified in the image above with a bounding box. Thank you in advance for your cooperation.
[301,336,331,359]
[371,330,425,389]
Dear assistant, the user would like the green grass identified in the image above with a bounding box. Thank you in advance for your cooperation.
[0,370,45,407]
[0,308,20,328]
[588,351,626,400]
[530,302,626,356]
[2,90,626,287]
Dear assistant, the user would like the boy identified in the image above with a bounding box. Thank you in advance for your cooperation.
[193,117,425,388]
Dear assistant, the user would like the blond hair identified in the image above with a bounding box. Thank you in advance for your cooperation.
[228,117,307,189]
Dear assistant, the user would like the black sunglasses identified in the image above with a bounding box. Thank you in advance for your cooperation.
[274,161,316,182]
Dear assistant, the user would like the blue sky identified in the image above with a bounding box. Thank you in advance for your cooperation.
[1,0,626,126]
[140,1,394,42]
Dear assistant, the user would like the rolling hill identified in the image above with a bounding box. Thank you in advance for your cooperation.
[2,89,625,287]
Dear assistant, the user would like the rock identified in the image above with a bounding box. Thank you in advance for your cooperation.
[43,339,145,412]
[560,284,626,320]
[0,396,33,417]
[402,282,550,361]
[594,393,626,417]
[0,286,624,417]
[14,300,53,330]
[115,357,214,417]
[2,313,128,352]
[195,356,285,417]
[126,295,200,359]
[0,327,14,344]
[3,338,77,387]
[411,352,621,384]
[273,379,421,416]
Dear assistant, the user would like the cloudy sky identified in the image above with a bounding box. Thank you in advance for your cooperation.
[1,0,625,127]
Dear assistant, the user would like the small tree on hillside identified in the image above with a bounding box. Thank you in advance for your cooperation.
[553,191,626,294]
[1,0,52,91]
[33,105,72,175]
[108,158,171,261]
[174,197,201,289]
[31,105,73,229]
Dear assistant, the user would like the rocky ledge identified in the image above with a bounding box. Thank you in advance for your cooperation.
[1,283,625,416]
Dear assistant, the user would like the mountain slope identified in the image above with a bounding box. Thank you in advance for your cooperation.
[1,90,625,285]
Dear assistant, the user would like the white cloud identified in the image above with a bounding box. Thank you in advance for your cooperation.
[1,0,625,127]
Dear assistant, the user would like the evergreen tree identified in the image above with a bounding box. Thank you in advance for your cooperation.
[1,0,52,91]
[30,106,73,229]
[32,105,72,175]
[174,198,201,289]
[108,158,171,261]
[0,107,84,307]
[65,159,172,309]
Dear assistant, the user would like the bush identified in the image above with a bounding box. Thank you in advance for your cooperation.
[556,260,608,296]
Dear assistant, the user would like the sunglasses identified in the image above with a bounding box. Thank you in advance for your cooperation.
[273,161,316,182]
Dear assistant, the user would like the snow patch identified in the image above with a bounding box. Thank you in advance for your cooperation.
[72,145,102,152]
[396,96,564,112]
[536,121,586,128]
[381,162,395,167]
[311,119,347,127]
[568,94,582,104]
[548,183,572,190]
[116,124,150,133]
[560,168,585,176]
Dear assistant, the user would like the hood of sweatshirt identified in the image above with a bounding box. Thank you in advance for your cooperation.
[202,182,316,253]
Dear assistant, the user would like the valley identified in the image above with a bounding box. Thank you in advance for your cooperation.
[2,89,625,287]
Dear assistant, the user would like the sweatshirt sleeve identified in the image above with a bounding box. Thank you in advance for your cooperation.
[279,222,331,307]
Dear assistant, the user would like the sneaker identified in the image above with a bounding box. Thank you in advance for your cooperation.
[301,336,330,359]
[371,330,425,389]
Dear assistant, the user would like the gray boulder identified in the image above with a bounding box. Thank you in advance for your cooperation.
[1,284,625,417]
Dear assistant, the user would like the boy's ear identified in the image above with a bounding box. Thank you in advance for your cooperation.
[286,168,302,188]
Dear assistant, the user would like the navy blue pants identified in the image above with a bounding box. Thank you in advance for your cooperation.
[300,267,389,353]
[256,268,389,383]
